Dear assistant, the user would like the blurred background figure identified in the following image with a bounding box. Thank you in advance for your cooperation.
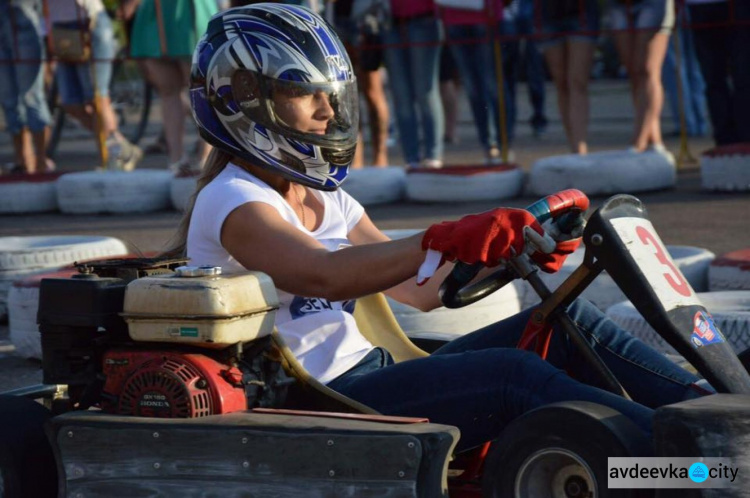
[335,0,390,168]
[383,0,444,169]
[0,0,53,173]
[687,0,750,146]
[438,43,460,146]
[537,0,600,154]
[503,0,548,139]
[126,0,217,174]
[49,0,142,171]
[609,0,675,160]
[440,0,508,165]
[661,1,706,138]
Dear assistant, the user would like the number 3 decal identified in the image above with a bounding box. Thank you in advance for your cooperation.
[636,226,692,297]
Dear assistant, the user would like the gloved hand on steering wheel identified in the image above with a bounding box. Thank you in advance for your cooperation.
[421,208,562,270]
[531,215,584,274]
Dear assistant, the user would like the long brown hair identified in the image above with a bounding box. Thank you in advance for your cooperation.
[164,148,233,258]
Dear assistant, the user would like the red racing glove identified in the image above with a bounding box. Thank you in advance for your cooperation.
[530,215,585,273]
[422,208,551,267]
[530,238,581,273]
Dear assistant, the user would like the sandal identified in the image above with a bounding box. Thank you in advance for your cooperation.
[3,163,28,175]
[169,158,196,178]
[145,134,168,155]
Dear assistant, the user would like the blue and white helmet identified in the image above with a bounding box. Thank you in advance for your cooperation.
[190,4,358,190]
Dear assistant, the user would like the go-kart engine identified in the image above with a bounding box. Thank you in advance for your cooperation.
[101,351,248,418]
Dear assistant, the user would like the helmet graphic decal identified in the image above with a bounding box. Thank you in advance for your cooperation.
[190,4,358,190]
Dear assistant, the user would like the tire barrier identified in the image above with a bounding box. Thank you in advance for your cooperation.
[700,143,750,191]
[381,227,524,342]
[56,170,172,214]
[607,291,750,354]
[343,167,406,206]
[406,164,523,203]
[170,174,199,213]
[386,282,524,344]
[0,235,128,322]
[8,269,77,359]
[0,172,63,214]
[709,249,750,291]
[382,228,423,241]
[518,245,715,311]
[527,150,676,197]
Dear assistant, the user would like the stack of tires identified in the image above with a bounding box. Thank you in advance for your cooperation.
[1,236,129,357]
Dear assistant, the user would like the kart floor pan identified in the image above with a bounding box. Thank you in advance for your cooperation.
[48,410,459,497]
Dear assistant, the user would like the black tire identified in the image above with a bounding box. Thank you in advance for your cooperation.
[739,346,750,375]
[481,401,653,498]
[45,48,153,158]
[0,396,58,498]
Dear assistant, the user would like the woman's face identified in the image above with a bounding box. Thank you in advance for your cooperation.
[272,88,335,135]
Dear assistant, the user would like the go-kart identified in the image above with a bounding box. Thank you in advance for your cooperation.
[2,190,750,498]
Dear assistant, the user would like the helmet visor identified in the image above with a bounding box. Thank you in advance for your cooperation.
[233,71,359,147]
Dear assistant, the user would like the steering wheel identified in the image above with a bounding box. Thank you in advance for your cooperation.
[438,190,590,309]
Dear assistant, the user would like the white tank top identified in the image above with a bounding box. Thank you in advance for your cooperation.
[187,164,373,384]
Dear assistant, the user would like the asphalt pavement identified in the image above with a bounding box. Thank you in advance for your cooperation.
[0,80,748,392]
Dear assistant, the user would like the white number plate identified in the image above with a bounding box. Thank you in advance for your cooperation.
[610,217,700,311]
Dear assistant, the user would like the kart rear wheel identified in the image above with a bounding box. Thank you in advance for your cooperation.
[0,395,58,498]
[481,401,652,498]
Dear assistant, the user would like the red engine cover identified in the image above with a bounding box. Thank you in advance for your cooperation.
[102,351,247,417]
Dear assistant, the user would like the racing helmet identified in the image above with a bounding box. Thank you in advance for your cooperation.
[190,4,359,190]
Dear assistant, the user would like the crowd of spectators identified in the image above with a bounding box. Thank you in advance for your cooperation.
[1,0,749,175]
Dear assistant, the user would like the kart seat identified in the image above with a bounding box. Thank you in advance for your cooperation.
[273,292,429,414]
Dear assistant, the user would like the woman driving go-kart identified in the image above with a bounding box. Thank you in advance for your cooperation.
[177,1,713,478]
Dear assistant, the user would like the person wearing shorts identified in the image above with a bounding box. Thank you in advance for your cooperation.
[609,0,676,160]
[536,0,601,154]
[0,0,53,173]
[51,0,142,171]
[128,0,218,173]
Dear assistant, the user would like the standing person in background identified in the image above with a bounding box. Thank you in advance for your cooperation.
[537,0,600,155]
[49,0,142,171]
[0,0,53,173]
[440,0,508,165]
[609,0,675,161]
[661,2,706,138]
[383,0,444,169]
[334,0,390,168]
[126,0,218,174]
[438,44,460,146]
[504,0,548,138]
[687,0,750,146]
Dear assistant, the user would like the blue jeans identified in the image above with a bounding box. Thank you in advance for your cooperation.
[382,16,444,165]
[514,11,548,131]
[55,11,115,104]
[328,299,702,452]
[661,8,706,137]
[0,3,51,134]
[689,1,750,145]
[610,0,675,35]
[538,0,601,50]
[447,23,513,151]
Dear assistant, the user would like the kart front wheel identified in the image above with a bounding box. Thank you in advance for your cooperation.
[0,395,58,498]
[481,401,652,498]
